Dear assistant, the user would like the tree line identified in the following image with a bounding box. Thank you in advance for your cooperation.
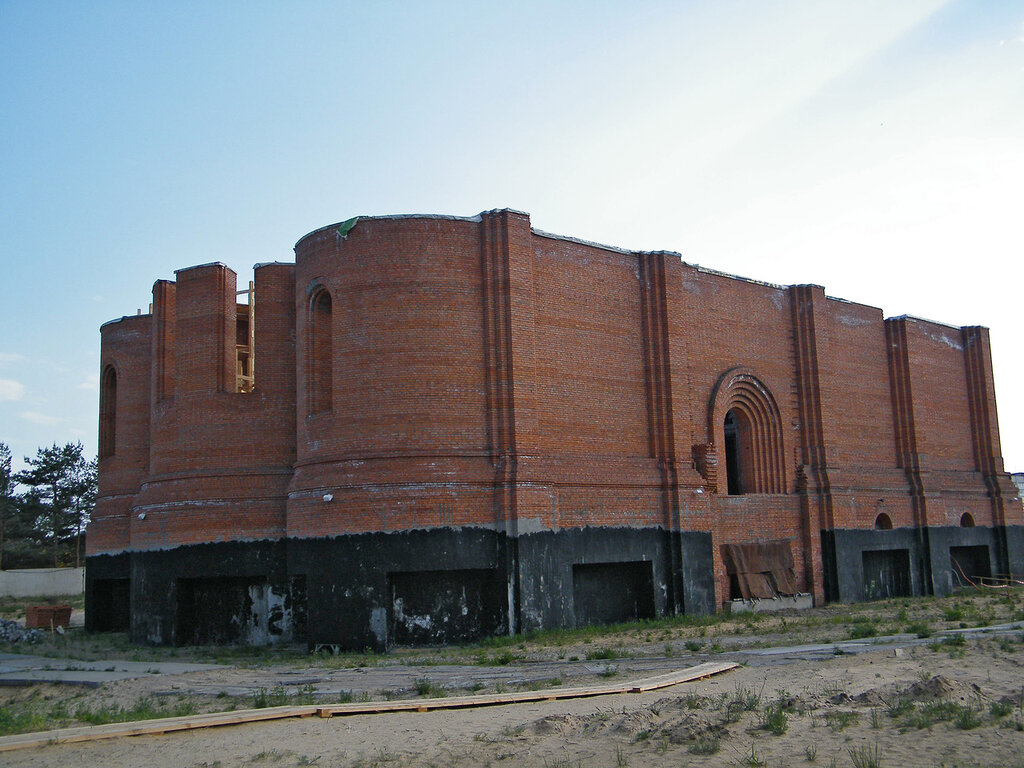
[0,441,96,570]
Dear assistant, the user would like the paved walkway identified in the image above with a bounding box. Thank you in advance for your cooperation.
[0,653,226,686]
[1,620,1020,692]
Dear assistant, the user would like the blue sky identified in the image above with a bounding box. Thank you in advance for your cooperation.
[2,0,1022,473]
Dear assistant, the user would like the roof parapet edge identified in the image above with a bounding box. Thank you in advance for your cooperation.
[690,264,789,292]
[100,313,151,330]
[294,211,490,248]
[885,313,967,330]
[531,227,635,256]
[174,261,230,275]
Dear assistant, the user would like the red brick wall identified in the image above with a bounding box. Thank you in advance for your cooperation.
[676,267,796,489]
[530,236,648,458]
[93,209,1022,609]
[104,262,297,553]
[904,318,977,472]
[288,217,492,539]
[89,315,151,555]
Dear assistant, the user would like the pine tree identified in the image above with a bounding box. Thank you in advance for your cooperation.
[16,442,97,567]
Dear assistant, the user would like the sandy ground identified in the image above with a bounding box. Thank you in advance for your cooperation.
[4,636,1024,768]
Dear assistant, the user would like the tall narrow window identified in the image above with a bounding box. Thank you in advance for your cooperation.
[309,288,333,414]
[99,366,117,458]
[724,409,745,495]
[235,281,255,393]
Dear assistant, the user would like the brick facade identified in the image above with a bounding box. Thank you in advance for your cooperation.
[86,209,1024,648]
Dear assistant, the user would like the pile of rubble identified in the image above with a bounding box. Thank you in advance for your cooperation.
[0,617,45,644]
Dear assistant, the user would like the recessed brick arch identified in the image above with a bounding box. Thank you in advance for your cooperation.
[708,368,786,494]
[99,363,118,459]
[306,283,333,415]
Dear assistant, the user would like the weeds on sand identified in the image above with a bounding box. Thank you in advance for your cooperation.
[848,743,883,768]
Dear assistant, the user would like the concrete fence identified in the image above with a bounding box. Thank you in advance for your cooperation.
[0,568,84,598]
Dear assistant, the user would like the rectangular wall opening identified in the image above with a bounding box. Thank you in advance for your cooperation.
[720,541,797,600]
[950,545,991,588]
[91,578,130,632]
[862,549,911,599]
[235,281,254,393]
[388,569,506,646]
[572,561,655,627]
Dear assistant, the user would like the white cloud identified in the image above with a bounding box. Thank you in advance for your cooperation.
[0,378,25,401]
[77,373,100,392]
[20,411,63,426]
[0,353,25,365]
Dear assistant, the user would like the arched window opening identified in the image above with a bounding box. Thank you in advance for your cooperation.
[99,366,117,458]
[708,369,787,495]
[874,513,893,530]
[309,288,333,415]
[724,410,744,495]
[960,513,975,528]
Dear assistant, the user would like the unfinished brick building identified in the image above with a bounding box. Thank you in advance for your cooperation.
[86,209,1024,648]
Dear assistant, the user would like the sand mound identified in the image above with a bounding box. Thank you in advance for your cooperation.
[853,675,986,707]
[652,713,726,745]
[902,675,985,704]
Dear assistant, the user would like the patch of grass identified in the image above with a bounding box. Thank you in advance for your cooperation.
[74,698,159,725]
[0,702,54,737]
[990,701,1014,718]
[585,647,616,660]
[479,650,523,666]
[733,684,763,711]
[736,742,767,767]
[542,757,583,768]
[251,687,289,708]
[943,606,964,622]
[413,678,446,698]
[954,705,983,730]
[687,734,720,755]
[848,743,883,768]
[683,693,703,709]
[250,749,286,762]
[500,723,526,738]
[849,623,877,639]
[824,710,859,731]
[895,698,982,731]
[684,639,703,652]
[906,621,932,638]
[757,701,789,735]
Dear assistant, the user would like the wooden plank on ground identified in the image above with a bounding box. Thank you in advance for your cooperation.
[0,661,737,753]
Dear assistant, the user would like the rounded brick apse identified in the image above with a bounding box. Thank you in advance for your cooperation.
[87,209,1024,649]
